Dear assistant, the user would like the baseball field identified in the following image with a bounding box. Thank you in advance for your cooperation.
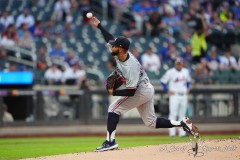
[0,134,239,160]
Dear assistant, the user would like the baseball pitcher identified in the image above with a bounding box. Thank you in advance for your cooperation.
[160,57,191,137]
[89,16,199,152]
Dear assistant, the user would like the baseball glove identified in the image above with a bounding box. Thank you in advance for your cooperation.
[105,71,124,90]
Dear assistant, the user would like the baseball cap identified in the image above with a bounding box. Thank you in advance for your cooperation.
[175,57,183,64]
[210,46,217,51]
[23,6,29,11]
[108,36,130,50]
[70,57,80,66]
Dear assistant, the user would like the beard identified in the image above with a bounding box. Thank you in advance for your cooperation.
[176,67,182,71]
[111,50,119,56]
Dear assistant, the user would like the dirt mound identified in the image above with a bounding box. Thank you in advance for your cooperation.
[23,139,240,160]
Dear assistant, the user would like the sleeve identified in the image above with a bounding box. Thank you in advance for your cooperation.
[54,2,60,11]
[231,57,238,65]
[60,50,66,58]
[160,70,170,84]
[161,82,168,93]
[49,50,53,57]
[30,16,35,27]
[156,55,161,69]
[160,70,170,92]
[186,69,191,83]
[62,70,67,82]
[186,69,191,89]
[44,70,49,80]
[141,55,148,70]
[57,70,63,81]
[219,56,225,65]
[16,16,21,28]
[97,23,115,43]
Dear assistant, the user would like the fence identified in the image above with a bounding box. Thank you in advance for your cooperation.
[0,85,239,126]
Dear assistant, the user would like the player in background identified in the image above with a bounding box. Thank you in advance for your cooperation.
[90,16,199,152]
[160,57,191,137]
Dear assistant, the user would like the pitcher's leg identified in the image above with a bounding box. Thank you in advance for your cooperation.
[106,90,153,141]
[106,112,119,141]
[168,96,178,136]
[96,96,131,152]
[137,94,176,129]
[178,97,188,136]
[136,90,195,137]
[137,99,181,129]
[136,85,158,128]
[137,99,157,128]
[106,96,129,142]
[108,96,129,114]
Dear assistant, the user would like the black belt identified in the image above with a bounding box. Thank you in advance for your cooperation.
[176,92,185,96]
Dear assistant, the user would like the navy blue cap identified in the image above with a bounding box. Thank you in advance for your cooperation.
[108,36,130,50]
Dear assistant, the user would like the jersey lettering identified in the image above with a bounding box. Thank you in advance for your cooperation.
[174,76,186,83]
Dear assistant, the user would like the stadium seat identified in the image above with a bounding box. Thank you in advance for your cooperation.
[229,70,240,84]
[33,70,45,84]
[86,69,104,86]
[214,70,231,84]
[3,0,240,88]
[0,0,9,10]
[11,0,23,10]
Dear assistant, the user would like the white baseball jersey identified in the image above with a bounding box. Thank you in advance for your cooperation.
[141,53,161,72]
[62,68,86,82]
[44,68,62,82]
[160,68,191,94]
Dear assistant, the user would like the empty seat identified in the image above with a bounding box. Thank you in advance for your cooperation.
[229,70,240,84]
[212,70,231,84]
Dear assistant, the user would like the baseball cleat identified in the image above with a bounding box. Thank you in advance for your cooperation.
[95,139,118,152]
[180,117,200,138]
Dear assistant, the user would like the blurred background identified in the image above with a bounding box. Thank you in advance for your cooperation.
[0,0,239,136]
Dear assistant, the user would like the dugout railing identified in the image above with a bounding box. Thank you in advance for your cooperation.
[0,86,239,126]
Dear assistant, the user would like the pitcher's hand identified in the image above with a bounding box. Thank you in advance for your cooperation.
[108,89,113,95]
[90,17,100,28]
[168,91,175,96]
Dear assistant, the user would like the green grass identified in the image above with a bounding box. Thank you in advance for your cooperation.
[0,135,239,160]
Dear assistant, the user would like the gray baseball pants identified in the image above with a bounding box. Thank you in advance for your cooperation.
[108,81,157,128]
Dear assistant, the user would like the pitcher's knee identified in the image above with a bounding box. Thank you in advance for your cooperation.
[144,120,156,129]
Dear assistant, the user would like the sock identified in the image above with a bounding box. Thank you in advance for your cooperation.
[156,118,175,128]
[106,112,119,142]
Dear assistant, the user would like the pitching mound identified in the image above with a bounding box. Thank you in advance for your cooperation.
[23,139,239,160]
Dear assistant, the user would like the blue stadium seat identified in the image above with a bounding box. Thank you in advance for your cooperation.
[0,0,9,10]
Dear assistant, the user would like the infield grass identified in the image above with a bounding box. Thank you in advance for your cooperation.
[0,134,239,160]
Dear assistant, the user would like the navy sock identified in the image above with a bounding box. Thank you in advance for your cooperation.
[156,118,174,128]
[107,112,119,140]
